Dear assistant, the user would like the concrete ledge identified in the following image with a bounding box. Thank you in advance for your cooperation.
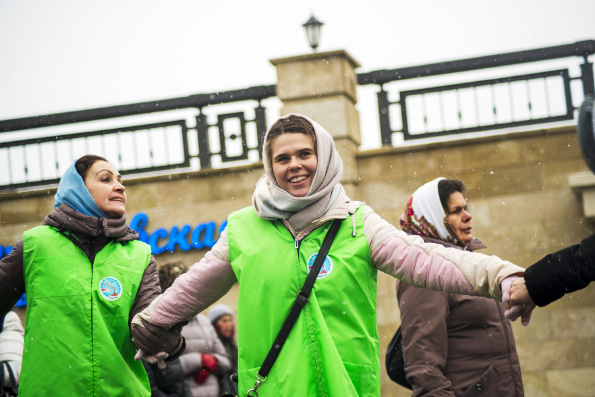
[0,161,264,202]
[270,49,361,69]
[357,125,577,158]
[569,171,595,221]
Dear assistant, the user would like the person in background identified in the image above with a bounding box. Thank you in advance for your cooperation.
[146,260,233,397]
[396,178,524,396]
[131,114,529,396]
[143,261,190,397]
[208,303,238,372]
[0,311,24,395]
[0,155,175,396]
[208,303,238,394]
[179,305,232,396]
[507,234,595,314]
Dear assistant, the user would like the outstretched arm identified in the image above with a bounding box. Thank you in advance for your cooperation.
[364,206,524,300]
[513,234,595,307]
[131,229,236,357]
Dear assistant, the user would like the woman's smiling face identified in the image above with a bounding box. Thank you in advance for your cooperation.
[84,160,127,218]
[271,132,318,197]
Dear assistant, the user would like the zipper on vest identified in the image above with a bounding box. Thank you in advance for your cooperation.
[92,219,103,393]
[97,217,104,236]
[89,236,96,265]
[91,284,95,395]
[294,237,301,251]
[89,217,104,265]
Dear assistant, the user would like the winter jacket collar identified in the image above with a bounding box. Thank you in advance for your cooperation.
[45,203,137,242]
[284,188,364,240]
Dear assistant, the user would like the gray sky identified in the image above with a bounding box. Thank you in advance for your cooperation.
[1,0,594,121]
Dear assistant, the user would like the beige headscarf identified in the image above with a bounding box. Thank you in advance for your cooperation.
[252,113,344,233]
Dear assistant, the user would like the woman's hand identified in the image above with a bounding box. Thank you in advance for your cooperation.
[201,354,218,372]
[131,315,188,367]
[194,354,218,384]
[507,277,537,324]
[509,277,536,307]
[501,275,535,326]
[134,350,169,369]
[131,317,182,353]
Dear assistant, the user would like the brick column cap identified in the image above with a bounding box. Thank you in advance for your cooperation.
[270,49,361,69]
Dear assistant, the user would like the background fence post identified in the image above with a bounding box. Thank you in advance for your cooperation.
[196,112,211,168]
[581,58,595,97]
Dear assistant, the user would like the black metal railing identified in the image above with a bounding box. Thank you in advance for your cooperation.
[358,40,595,145]
[1,40,594,191]
[0,85,276,190]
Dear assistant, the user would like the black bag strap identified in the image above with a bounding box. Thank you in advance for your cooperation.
[247,219,342,396]
[219,373,239,397]
[0,361,18,396]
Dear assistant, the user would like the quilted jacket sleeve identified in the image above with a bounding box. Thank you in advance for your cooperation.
[0,240,25,318]
[134,228,237,328]
[0,311,24,386]
[363,206,524,301]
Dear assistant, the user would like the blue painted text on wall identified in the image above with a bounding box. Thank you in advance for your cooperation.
[129,212,227,255]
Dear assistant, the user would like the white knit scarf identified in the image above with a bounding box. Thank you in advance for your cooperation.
[252,114,344,233]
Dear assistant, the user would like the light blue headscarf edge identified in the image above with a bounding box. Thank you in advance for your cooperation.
[54,158,108,218]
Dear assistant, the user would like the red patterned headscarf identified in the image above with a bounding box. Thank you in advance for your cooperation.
[399,178,464,247]
[400,195,444,241]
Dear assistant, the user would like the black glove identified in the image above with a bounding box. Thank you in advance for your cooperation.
[131,318,188,356]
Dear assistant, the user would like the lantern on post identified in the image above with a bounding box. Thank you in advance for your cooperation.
[302,14,323,52]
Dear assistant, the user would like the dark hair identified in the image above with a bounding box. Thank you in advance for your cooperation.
[158,261,189,292]
[438,179,466,213]
[264,115,317,169]
[75,155,108,180]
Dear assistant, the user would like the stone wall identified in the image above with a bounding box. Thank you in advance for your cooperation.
[359,126,595,396]
[1,125,594,396]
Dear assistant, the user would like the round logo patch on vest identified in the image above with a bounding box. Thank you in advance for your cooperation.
[307,253,334,279]
[99,277,123,301]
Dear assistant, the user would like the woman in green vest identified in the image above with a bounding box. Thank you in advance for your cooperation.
[0,155,182,396]
[132,114,532,396]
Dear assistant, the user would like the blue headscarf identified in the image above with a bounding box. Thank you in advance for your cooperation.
[54,158,108,218]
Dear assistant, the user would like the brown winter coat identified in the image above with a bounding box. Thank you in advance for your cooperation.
[397,236,524,397]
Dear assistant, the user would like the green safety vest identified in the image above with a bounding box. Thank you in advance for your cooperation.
[228,206,380,396]
[20,225,151,397]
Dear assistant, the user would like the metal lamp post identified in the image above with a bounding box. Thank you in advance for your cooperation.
[302,14,323,52]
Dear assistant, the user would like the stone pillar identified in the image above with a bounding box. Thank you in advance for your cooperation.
[270,50,361,199]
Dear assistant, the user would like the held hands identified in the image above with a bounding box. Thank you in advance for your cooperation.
[501,275,535,326]
[195,354,218,384]
[508,277,537,322]
[508,277,536,306]
[131,316,188,368]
